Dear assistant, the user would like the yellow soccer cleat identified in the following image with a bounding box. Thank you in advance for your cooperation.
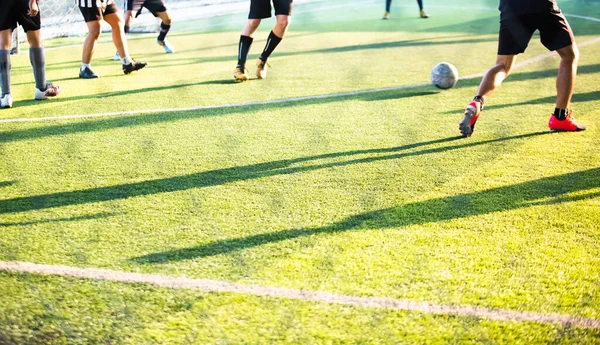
[420,9,429,18]
[382,11,390,19]
[256,58,267,79]
[234,67,249,81]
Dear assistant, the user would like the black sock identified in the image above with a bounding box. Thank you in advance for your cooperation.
[416,0,424,10]
[258,31,282,63]
[554,108,568,120]
[157,22,171,41]
[474,95,485,109]
[386,0,391,12]
[237,35,253,68]
[124,25,130,34]
[0,49,11,96]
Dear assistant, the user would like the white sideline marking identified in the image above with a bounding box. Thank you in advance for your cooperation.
[3,35,599,125]
[0,82,429,124]
[1,260,599,329]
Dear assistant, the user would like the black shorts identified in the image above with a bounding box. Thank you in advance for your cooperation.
[249,0,293,19]
[125,0,167,17]
[79,0,119,22]
[498,11,574,55]
[0,0,41,32]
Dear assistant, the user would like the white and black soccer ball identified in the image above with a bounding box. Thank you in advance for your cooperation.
[431,62,459,90]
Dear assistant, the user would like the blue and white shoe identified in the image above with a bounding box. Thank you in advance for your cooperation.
[113,51,121,61]
[157,39,175,53]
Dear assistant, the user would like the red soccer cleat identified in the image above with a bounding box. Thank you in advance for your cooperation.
[548,110,586,132]
[459,100,482,137]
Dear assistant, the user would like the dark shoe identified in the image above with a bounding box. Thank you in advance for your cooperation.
[123,60,147,74]
[79,66,99,79]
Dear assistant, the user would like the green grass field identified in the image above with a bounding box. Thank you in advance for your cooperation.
[1,0,600,343]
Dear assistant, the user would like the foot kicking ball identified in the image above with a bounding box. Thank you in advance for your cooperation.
[431,62,459,89]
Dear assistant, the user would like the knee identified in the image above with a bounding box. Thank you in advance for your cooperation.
[162,14,172,26]
[562,45,579,64]
[495,61,512,76]
[248,19,261,31]
[275,17,290,31]
[88,28,101,40]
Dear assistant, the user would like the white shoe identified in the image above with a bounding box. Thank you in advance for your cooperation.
[34,83,61,100]
[113,51,121,61]
[1,94,13,108]
[157,39,175,53]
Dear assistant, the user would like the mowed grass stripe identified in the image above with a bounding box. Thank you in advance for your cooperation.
[2,261,599,329]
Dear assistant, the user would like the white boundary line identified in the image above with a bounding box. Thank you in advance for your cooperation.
[1,260,599,329]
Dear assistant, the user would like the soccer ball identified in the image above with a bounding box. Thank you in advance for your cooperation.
[431,62,459,89]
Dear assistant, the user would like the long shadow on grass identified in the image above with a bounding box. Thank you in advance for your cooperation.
[0,132,549,214]
[0,212,118,227]
[440,89,600,115]
[133,166,600,263]
[0,89,434,143]
[0,181,18,188]
[452,63,600,91]
[145,36,498,69]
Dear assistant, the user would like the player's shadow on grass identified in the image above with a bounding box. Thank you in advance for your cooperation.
[451,63,600,92]
[145,35,497,68]
[0,132,549,215]
[0,212,118,228]
[0,180,18,188]
[132,166,600,264]
[0,85,434,144]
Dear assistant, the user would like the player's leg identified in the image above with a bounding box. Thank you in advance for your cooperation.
[103,9,147,74]
[555,44,578,112]
[235,19,261,81]
[459,54,516,137]
[113,10,135,61]
[0,29,12,108]
[0,0,17,108]
[539,12,585,131]
[80,20,101,78]
[417,0,428,18]
[17,1,60,100]
[383,0,391,19]
[256,0,292,79]
[78,2,104,78]
[459,15,532,137]
[26,30,60,100]
[155,10,174,53]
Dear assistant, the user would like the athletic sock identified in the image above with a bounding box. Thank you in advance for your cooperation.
[0,50,10,96]
[473,95,485,109]
[157,22,171,41]
[121,56,133,65]
[237,35,253,68]
[385,0,391,12]
[554,108,568,120]
[29,47,47,90]
[124,25,130,34]
[416,0,424,10]
[258,31,282,63]
[81,63,91,72]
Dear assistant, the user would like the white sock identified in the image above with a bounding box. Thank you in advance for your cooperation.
[121,57,132,65]
[81,63,91,71]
